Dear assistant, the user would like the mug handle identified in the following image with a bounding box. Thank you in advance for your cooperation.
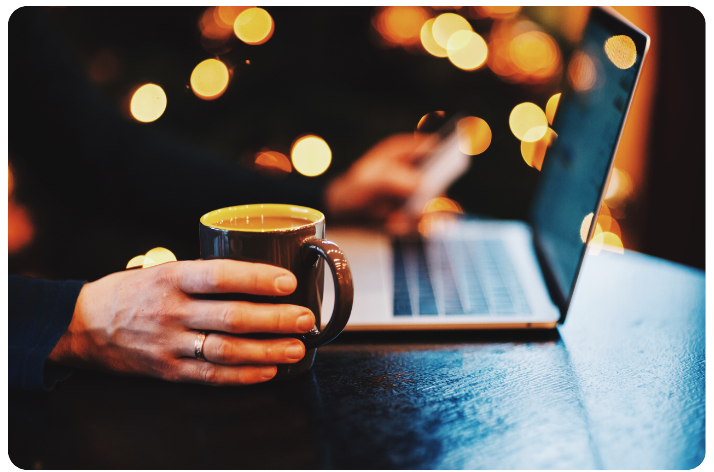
[299,238,353,349]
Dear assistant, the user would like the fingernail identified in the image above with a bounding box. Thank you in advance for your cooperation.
[286,344,304,360]
[260,366,277,379]
[275,275,295,294]
[296,313,314,331]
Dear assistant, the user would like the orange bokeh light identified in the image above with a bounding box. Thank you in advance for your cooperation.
[545,93,561,125]
[255,150,292,174]
[521,128,556,171]
[415,110,446,135]
[216,6,254,29]
[234,8,274,45]
[190,58,230,100]
[373,6,430,47]
[8,202,34,254]
[420,19,448,57]
[456,116,492,155]
[604,35,637,69]
[568,51,597,91]
[422,196,463,214]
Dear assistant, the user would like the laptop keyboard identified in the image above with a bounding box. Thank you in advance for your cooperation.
[393,238,531,316]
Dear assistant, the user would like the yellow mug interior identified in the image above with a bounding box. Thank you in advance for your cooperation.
[200,204,324,232]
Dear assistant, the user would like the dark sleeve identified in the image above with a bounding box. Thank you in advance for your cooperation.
[9,276,86,391]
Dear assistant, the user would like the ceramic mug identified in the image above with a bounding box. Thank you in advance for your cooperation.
[199,204,353,379]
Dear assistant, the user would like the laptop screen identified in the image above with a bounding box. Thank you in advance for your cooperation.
[529,7,649,318]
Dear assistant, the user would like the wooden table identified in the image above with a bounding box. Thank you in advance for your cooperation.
[9,251,704,469]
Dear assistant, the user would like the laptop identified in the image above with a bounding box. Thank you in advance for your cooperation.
[323,7,650,330]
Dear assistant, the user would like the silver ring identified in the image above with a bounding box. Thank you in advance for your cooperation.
[194,331,207,360]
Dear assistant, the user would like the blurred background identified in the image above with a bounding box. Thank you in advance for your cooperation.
[8,6,704,280]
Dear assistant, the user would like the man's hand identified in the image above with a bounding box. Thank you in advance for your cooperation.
[48,260,315,386]
[324,133,434,233]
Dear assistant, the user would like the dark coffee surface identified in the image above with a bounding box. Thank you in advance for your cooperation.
[204,215,312,231]
[8,253,704,469]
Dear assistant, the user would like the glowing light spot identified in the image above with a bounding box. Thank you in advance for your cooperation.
[291,135,332,177]
[255,150,292,174]
[596,214,621,238]
[521,128,557,170]
[509,102,548,142]
[234,8,274,45]
[604,35,637,69]
[416,111,446,135]
[216,6,253,28]
[373,6,430,47]
[130,84,167,123]
[456,116,492,155]
[510,31,558,73]
[190,59,230,100]
[605,168,633,202]
[432,13,472,48]
[126,255,146,269]
[8,202,34,253]
[568,51,597,91]
[589,232,624,255]
[422,197,463,214]
[420,19,447,57]
[580,213,595,243]
[545,93,561,125]
[143,247,177,269]
[447,30,488,71]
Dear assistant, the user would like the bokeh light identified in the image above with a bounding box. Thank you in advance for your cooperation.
[130,84,167,123]
[475,6,522,19]
[373,6,429,48]
[8,202,34,254]
[456,116,492,155]
[568,51,598,91]
[415,110,446,135]
[142,247,177,269]
[420,19,448,57]
[545,93,561,125]
[509,31,558,74]
[422,196,463,214]
[291,135,332,177]
[580,212,595,243]
[521,128,556,170]
[604,167,633,203]
[254,150,292,176]
[596,214,621,238]
[234,7,274,45]
[216,6,253,28]
[589,232,624,255]
[509,102,548,142]
[126,255,146,269]
[604,35,637,69]
[190,58,230,100]
[199,7,235,54]
[447,30,488,71]
[432,13,472,49]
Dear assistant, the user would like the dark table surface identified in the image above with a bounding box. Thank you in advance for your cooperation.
[9,251,705,469]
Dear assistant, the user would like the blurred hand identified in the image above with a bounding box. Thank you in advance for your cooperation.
[48,260,315,386]
[324,133,434,234]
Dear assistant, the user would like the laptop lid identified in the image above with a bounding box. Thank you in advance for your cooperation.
[528,7,650,323]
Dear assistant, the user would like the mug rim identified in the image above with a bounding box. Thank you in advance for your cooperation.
[200,203,325,233]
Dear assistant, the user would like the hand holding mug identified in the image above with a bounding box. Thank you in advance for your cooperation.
[47,259,320,385]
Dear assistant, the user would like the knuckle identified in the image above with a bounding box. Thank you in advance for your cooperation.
[200,362,219,385]
[214,339,235,364]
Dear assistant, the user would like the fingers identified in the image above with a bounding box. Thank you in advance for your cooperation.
[182,299,315,334]
[176,332,306,365]
[170,359,278,386]
[171,259,297,296]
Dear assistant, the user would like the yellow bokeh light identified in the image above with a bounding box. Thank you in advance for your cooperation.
[234,7,274,45]
[447,30,488,71]
[374,6,429,47]
[456,116,492,156]
[545,93,561,125]
[521,128,557,171]
[190,59,230,100]
[596,214,621,238]
[604,35,637,69]
[589,232,624,255]
[216,6,253,28]
[130,84,167,123]
[509,102,548,142]
[605,167,633,202]
[255,150,292,173]
[580,213,595,243]
[143,247,177,269]
[568,51,597,91]
[291,135,332,177]
[422,196,463,214]
[126,255,146,269]
[420,19,447,57]
[432,13,473,49]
